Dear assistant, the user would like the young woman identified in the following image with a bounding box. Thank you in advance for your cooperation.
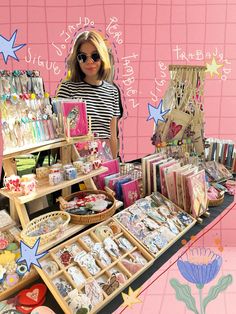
[57,30,122,158]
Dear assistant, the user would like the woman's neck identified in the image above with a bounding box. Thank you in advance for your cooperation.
[84,77,102,86]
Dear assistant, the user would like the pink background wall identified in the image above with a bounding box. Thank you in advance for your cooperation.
[1,0,236,161]
[0,1,236,313]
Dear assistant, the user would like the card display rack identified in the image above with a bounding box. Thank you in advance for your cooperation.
[37,218,155,314]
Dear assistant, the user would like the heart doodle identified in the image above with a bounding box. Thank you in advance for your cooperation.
[168,122,183,139]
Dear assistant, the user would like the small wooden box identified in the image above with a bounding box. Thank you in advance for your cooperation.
[36,218,155,314]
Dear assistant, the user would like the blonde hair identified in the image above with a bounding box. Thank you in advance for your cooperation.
[67,30,111,82]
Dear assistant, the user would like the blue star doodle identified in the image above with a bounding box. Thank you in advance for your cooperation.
[147,99,170,126]
[0,30,26,64]
[17,238,48,272]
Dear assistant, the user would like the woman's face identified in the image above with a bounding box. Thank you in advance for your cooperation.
[78,42,101,80]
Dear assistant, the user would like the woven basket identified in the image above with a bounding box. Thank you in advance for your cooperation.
[21,211,70,246]
[208,194,224,207]
[59,190,116,224]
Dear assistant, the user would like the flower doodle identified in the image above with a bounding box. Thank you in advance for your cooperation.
[170,248,233,314]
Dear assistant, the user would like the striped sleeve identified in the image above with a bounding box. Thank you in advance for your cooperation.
[113,85,121,117]
[57,81,72,98]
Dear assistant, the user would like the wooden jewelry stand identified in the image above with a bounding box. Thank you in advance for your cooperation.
[153,64,210,223]
[0,115,122,252]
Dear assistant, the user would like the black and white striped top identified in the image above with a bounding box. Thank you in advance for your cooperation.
[57,80,121,139]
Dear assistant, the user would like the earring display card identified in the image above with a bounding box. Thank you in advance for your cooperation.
[114,192,196,257]
[37,218,154,314]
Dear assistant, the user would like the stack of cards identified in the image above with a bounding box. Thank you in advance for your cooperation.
[96,160,141,207]
[142,153,209,218]
[205,138,235,169]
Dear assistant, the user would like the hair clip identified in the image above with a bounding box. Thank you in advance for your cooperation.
[116,237,133,252]
[84,279,104,307]
[166,219,180,235]
[81,235,95,249]
[91,243,111,266]
[103,237,120,257]
[152,232,168,250]
[94,226,113,241]
[121,259,143,275]
[53,278,73,297]
[67,289,92,313]
[143,236,159,254]
[58,249,73,267]
[147,210,166,223]
[159,226,176,242]
[67,266,86,287]
[108,222,121,235]
[74,251,100,276]
[142,218,159,231]
[132,251,147,265]
[177,212,193,225]
[101,274,120,295]
[42,261,59,276]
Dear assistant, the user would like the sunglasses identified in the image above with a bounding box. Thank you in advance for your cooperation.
[77,52,101,63]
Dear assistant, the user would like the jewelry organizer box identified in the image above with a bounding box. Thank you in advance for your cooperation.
[37,218,155,314]
[114,192,196,257]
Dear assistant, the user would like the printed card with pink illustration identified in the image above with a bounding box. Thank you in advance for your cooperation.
[96,159,120,190]
[159,160,177,197]
[62,101,88,137]
[141,153,161,196]
[176,166,192,208]
[161,109,192,142]
[181,167,198,213]
[109,174,132,191]
[164,162,181,203]
[187,169,208,218]
[146,154,165,195]
[122,180,140,208]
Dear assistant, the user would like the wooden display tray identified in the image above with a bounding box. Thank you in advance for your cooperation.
[0,226,39,301]
[0,167,108,204]
[36,218,155,314]
[114,194,196,258]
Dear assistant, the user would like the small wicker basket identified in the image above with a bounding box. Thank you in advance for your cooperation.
[58,190,116,224]
[21,211,70,246]
[208,193,225,207]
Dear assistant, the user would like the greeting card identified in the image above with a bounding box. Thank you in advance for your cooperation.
[187,170,208,218]
[159,160,177,197]
[62,101,88,137]
[97,159,120,190]
[146,155,164,195]
[164,163,181,203]
[122,180,140,208]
